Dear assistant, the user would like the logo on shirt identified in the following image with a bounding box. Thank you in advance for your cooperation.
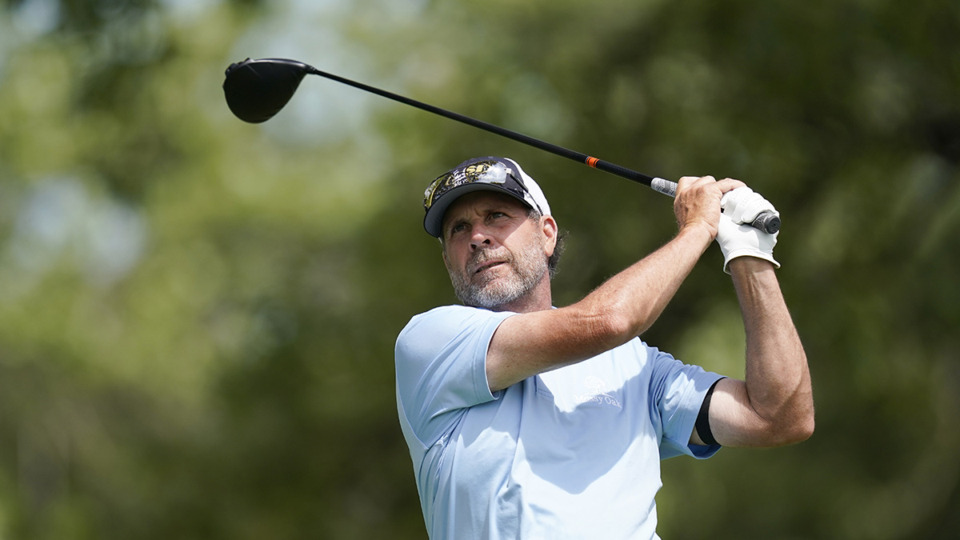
[573,376,622,409]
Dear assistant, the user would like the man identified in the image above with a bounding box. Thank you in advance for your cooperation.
[395,157,814,538]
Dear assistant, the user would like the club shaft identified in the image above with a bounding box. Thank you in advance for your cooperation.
[302,65,779,234]
[304,66,661,187]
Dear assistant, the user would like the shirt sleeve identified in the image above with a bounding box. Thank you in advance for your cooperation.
[648,347,725,460]
[395,305,515,449]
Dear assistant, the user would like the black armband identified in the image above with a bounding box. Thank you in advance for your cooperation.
[695,379,723,446]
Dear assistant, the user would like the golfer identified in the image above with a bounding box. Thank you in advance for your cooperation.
[395,157,814,538]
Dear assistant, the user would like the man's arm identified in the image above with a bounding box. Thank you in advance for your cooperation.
[486,176,740,393]
[691,257,814,447]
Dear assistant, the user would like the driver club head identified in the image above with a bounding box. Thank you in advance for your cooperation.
[223,58,315,123]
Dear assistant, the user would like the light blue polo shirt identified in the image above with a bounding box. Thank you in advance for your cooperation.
[395,305,722,539]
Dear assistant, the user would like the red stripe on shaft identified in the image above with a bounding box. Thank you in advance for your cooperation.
[586,157,599,168]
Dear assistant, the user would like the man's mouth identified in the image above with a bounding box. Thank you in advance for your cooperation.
[474,260,505,275]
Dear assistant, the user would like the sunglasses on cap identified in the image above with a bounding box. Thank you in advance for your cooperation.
[425,158,541,209]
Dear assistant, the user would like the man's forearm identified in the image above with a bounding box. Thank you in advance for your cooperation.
[487,224,715,392]
[582,224,715,339]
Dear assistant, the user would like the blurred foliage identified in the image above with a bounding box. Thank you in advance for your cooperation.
[0,0,958,538]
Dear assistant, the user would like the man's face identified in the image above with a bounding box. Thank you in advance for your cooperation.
[440,191,555,310]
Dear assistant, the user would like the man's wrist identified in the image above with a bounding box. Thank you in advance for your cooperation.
[727,256,777,274]
[677,221,716,247]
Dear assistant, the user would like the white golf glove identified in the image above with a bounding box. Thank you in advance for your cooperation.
[716,187,780,274]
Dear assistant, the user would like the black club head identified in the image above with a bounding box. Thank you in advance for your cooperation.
[223,58,315,123]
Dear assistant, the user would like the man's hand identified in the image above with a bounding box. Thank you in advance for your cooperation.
[716,187,780,273]
[673,176,745,238]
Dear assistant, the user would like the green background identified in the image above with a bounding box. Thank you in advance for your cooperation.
[0,0,958,538]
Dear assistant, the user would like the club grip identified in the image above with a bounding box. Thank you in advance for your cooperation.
[751,212,781,234]
[650,178,781,234]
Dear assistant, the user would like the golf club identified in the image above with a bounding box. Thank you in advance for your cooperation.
[222,57,781,234]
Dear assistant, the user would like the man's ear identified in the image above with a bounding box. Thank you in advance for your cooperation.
[541,215,559,257]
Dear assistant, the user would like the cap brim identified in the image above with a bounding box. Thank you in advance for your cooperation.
[423,183,533,237]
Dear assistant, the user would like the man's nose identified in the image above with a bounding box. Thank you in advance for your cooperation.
[469,227,493,250]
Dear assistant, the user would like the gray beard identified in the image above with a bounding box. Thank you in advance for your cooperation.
[449,242,548,310]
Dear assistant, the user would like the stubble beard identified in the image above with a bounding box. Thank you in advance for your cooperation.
[448,240,548,311]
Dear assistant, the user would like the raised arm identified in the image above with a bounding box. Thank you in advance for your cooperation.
[486,176,741,392]
[691,258,814,447]
[687,194,815,448]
